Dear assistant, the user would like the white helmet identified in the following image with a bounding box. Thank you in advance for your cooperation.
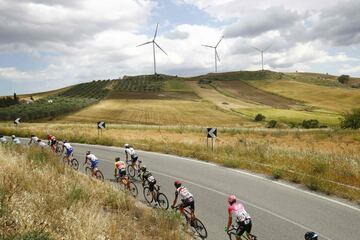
[11,135,15,139]
[124,143,130,148]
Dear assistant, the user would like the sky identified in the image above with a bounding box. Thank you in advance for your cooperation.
[0,0,360,95]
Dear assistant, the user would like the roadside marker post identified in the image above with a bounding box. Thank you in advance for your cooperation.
[206,128,217,150]
[97,121,106,137]
[14,118,21,128]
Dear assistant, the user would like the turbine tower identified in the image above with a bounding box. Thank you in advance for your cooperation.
[136,23,167,75]
[253,45,271,71]
[202,36,223,73]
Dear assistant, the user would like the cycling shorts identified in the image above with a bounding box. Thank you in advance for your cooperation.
[51,139,57,145]
[236,219,252,236]
[65,148,73,157]
[131,155,138,163]
[118,168,126,177]
[180,197,195,211]
[148,180,157,192]
[90,160,99,169]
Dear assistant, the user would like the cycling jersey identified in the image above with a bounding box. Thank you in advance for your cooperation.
[30,136,39,144]
[87,154,99,169]
[12,138,21,144]
[175,186,193,201]
[125,148,138,160]
[63,143,73,157]
[0,136,7,143]
[228,203,251,223]
[115,161,126,170]
[142,171,156,184]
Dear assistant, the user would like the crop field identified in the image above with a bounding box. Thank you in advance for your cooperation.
[247,80,360,112]
[62,99,246,126]
[59,80,111,99]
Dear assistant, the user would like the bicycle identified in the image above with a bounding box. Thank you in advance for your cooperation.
[62,153,79,170]
[227,226,257,240]
[85,162,104,181]
[126,159,142,180]
[143,184,169,210]
[115,175,138,198]
[173,205,208,239]
[54,142,63,156]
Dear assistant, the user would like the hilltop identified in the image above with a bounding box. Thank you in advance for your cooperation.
[1,70,360,127]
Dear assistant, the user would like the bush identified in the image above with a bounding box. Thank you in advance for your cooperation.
[266,120,277,128]
[337,75,350,84]
[341,108,360,129]
[254,114,266,122]
[302,119,319,129]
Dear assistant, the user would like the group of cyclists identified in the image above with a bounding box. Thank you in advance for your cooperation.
[0,133,319,240]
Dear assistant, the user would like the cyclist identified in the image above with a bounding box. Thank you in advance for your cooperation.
[139,166,157,202]
[171,180,195,221]
[28,134,39,145]
[36,139,47,148]
[0,135,7,144]
[115,157,127,178]
[47,134,57,152]
[62,140,73,164]
[124,144,139,171]
[304,232,318,240]
[225,195,256,240]
[84,150,99,177]
[12,135,21,144]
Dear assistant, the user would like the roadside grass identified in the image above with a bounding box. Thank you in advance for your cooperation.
[0,144,188,240]
[1,123,359,202]
[235,108,341,126]
[247,80,360,113]
[61,99,246,126]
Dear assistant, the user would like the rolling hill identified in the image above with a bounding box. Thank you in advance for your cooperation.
[1,71,359,127]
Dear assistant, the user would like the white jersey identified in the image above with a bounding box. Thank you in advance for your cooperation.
[125,148,138,158]
[13,138,21,144]
[63,142,72,150]
[0,137,7,143]
[87,153,98,162]
[176,186,193,200]
[30,136,39,144]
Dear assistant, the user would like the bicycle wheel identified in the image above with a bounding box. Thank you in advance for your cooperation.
[128,181,138,198]
[126,165,137,179]
[71,158,79,170]
[192,218,208,239]
[143,186,153,204]
[85,167,92,177]
[157,193,169,210]
[95,170,104,181]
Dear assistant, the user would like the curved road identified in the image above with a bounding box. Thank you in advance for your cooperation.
[18,139,360,239]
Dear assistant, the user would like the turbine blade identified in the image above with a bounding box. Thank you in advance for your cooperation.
[264,44,272,52]
[216,50,220,62]
[202,44,214,48]
[136,41,152,47]
[216,36,223,47]
[253,46,261,52]
[153,23,159,40]
[155,42,167,55]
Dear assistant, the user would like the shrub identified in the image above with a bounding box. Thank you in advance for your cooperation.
[337,75,350,84]
[341,108,360,129]
[266,120,277,128]
[254,114,266,122]
[302,119,319,129]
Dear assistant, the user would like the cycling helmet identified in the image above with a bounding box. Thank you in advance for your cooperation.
[86,150,91,155]
[63,139,68,143]
[228,195,236,204]
[115,157,120,161]
[304,232,318,240]
[174,180,182,188]
[141,166,147,172]
[11,135,15,139]
[124,143,130,148]
[31,134,35,137]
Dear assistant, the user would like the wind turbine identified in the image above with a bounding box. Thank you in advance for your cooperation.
[202,36,223,73]
[253,45,271,71]
[136,23,167,75]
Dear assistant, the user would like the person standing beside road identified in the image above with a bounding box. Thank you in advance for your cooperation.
[225,195,256,240]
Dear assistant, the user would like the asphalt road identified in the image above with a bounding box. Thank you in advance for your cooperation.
[14,139,360,239]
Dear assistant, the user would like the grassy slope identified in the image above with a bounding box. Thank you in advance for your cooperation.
[0,145,188,240]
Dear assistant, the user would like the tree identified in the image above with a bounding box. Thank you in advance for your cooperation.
[341,108,360,129]
[254,113,266,121]
[338,75,350,84]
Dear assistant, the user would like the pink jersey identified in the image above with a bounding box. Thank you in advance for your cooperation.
[228,203,251,222]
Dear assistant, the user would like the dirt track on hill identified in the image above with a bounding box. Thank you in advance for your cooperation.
[216,80,301,108]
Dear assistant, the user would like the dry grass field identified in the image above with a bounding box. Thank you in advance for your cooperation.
[62,99,248,126]
[247,79,360,113]
[0,145,188,240]
[1,123,359,202]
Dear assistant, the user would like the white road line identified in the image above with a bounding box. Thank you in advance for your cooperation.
[150,170,333,240]
[73,142,360,212]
